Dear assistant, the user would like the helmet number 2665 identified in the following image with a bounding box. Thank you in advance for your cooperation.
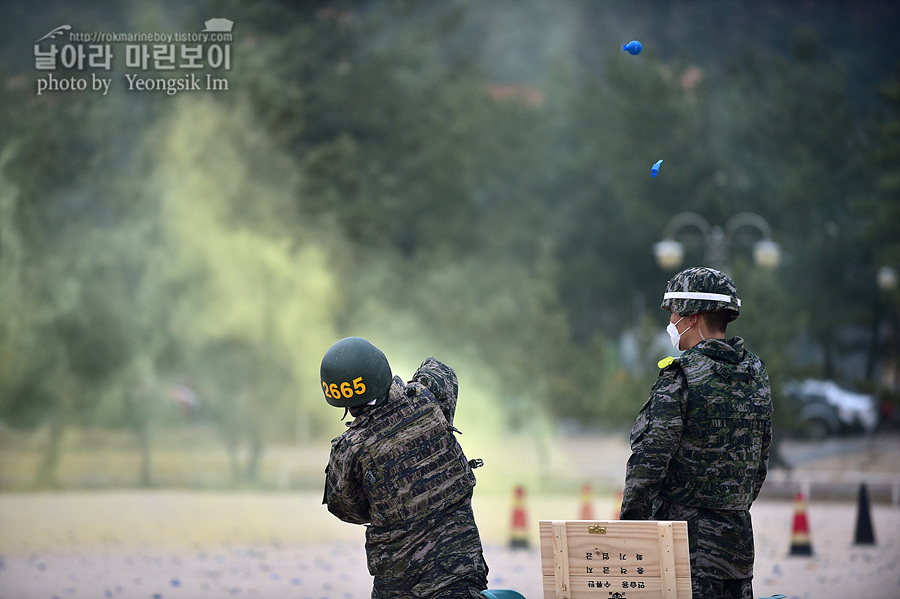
[322,377,367,400]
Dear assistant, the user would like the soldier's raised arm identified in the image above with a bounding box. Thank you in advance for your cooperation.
[410,357,459,426]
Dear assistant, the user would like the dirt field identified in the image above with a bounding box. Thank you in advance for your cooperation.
[1,490,898,599]
[1,433,898,598]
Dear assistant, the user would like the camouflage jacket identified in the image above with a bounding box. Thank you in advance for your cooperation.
[323,358,483,580]
[620,337,772,580]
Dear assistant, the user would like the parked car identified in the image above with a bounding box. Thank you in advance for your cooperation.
[783,379,879,439]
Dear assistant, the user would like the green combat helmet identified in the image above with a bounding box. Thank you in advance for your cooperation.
[320,337,392,408]
[660,266,741,321]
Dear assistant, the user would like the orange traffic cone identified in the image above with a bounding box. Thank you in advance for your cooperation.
[788,491,813,556]
[611,489,623,520]
[509,486,529,549]
[579,483,594,520]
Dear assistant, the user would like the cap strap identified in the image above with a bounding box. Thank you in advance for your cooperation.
[664,291,741,307]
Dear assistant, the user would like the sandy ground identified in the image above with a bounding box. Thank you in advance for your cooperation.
[0,491,898,599]
[1,433,898,598]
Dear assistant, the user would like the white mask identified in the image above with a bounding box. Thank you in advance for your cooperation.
[666,316,690,350]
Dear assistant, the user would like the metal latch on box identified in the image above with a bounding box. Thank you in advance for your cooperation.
[588,525,606,534]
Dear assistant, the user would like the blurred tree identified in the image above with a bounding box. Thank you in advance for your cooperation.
[0,113,127,486]
[3,0,895,490]
[729,261,797,464]
[0,69,164,485]
[148,95,340,481]
[236,1,590,423]
[865,64,900,302]
[549,51,721,341]
[719,31,868,381]
[0,145,67,487]
[193,337,264,484]
[861,63,900,401]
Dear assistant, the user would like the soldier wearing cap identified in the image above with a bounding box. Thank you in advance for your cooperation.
[620,267,773,599]
[321,337,488,598]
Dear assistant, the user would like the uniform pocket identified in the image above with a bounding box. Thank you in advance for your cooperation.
[630,400,651,445]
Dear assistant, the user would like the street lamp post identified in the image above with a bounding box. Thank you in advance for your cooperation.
[654,211,781,272]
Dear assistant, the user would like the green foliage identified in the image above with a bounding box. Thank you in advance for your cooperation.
[867,64,900,281]
[714,30,874,378]
[860,63,900,390]
[2,0,897,487]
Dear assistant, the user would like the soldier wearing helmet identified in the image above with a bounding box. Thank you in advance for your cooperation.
[321,337,488,598]
[620,267,773,599]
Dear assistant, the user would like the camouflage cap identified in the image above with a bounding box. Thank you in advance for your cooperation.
[660,266,741,321]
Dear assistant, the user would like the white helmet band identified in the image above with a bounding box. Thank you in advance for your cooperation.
[663,291,741,307]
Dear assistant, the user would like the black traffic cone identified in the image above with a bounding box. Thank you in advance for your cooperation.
[853,483,876,545]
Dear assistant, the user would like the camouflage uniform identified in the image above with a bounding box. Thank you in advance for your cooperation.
[324,358,488,598]
[620,336,772,599]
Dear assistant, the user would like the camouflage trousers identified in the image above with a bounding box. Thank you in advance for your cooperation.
[371,552,488,598]
[692,576,753,599]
